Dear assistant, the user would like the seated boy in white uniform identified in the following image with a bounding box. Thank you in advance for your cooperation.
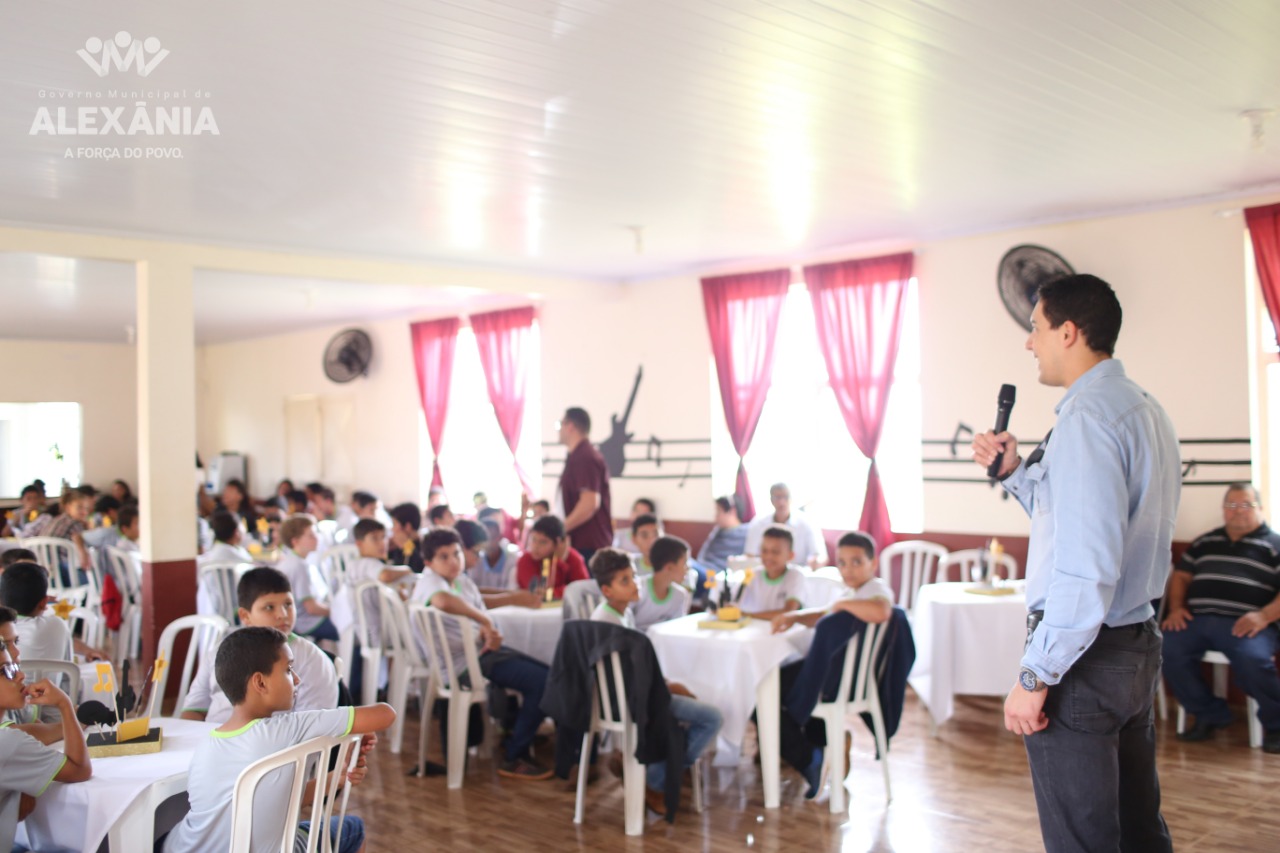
[275,516,339,643]
[631,535,692,631]
[735,526,805,619]
[181,567,339,723]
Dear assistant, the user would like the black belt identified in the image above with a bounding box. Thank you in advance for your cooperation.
[1026,610,1156,635]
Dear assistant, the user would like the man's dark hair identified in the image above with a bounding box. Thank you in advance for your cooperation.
[351,491,378,509]
[590,548,632,588]
[454,519,489,551]
[0,549,37,569]
[0,563,50,616]
[762,525,794,548]
[837,531,878,559]
[1036,273,1122,356]
[94,495,121,516]
[714,495,742,517]
[215,626,289,705]
[210,510,239,544]
[562,407,591,435]
[633,498,656,514]
[649,536,689,573]
[532,514,566,542]
[1225,483,1262,505]
[117,506,139,531]
[631,513,658,534]
[428,504,453,525]
[389,502,421,532]
[237,566,293,611]
[353,518,386,542]
[422,527,463,562]
[532,499,550,513]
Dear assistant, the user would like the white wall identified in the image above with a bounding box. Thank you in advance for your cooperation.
[0,339,137,494]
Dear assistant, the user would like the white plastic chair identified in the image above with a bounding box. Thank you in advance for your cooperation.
[803,575,846,610]
[877,540,948,616]
[1174,650,1263,748]
[20,659,83,715]
[106,547,143,667]
[155,614,229,715]
[22,536,92,604]
[811,618,892,812]
[197,561,247,624]
[374,585,431,754]
[69,606,107,654]
[937,548,1020,583]
[350,581,388,706]
[562,579,603,621]
[411,604,496,789]
[575,651,646,835]
[319,545,360,599]
[229,732,363,853]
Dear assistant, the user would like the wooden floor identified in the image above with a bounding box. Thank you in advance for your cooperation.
[344,693,1279,852]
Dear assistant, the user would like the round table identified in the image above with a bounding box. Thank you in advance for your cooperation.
[907,581,1028,729]
[489,605,563,666]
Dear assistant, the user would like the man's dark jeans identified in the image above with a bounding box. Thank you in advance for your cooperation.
[1024,619,1172,853]
[1162,614,1280,730]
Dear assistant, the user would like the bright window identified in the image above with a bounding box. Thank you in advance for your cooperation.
[712,280,923,534]
[419,323,542,517]
[0,402,82,498]
[1245,235,1279,510]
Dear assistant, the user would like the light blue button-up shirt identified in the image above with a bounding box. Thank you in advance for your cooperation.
[1002,359,1181,684]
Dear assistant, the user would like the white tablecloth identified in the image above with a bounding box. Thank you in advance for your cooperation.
[490,605,563,666]
[17,717,217,853]
[646,614,812,747]
[908,582,1028,727]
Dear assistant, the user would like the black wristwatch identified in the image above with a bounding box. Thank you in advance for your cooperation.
[1019,667,1047,692]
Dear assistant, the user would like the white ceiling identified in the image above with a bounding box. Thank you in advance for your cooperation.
[0,253,513,344]
[3,1,1280,283]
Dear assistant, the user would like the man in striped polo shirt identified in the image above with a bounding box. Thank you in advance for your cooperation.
[1162,483,1280,752]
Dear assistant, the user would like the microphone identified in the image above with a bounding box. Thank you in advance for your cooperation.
[987,384,1017,479]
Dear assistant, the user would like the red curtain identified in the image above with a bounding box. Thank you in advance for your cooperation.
[470,306,537,496]
[410,317,460,489]
[1245,202,1280,353]
[803,252,914,548]
[701,268,792,521]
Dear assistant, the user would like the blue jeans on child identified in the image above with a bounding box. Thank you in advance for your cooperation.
[479,648,551,761]
[298,816,364,853]
[645,694,722,789]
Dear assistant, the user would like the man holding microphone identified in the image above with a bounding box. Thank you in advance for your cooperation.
[972,273,1181,853]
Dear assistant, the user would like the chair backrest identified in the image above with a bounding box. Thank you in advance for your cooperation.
[878,540,948,613]
[320,545,361,596]
[230,732,362,853]
[21,537,87,600]
[829,618,891,710]
[21,658,82,710]
[414,606,486,696]
[375,584,422,666]
[104,546,142,602]
[156,614,230,714]
[198,562,246,624]
[936,548,1020,583]
[803,575,846,610]
[562,578,603,621]
[591,651,633,733]
[69,605,107,651]
[350,580,384,649]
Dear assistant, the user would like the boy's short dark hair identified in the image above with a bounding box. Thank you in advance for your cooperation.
[353,518,386,542]
[60,486,92,507]
[0,605,16,628]
[714,495,741,517]
[0,549,37,569]
[0,563,50,616]
[316,486,335,503]
[389,502,421,532]
[631,513,658,533]
[20,484,41,499]
[589,548,632,588]
[531,514,565,542]
[837,531,878,559]
[476,506,502,523]
[210,510,239,543]
[215,626,288,705]
[94,495,121,516]
[454,519,488,551]
[422,527,462,562]
[351,490,378,509]
[633,498,656,514]
[531,499,550,513]
[279,516,313,550]
[649,535,689,573]
[480,517,502,539]
[237,566,293,611]
[1036,273,1122,356]
[285,489,309,510]
[762,525,794,548]
[117,506,139,531]
[304,482,325,496]
[428,504,453,524]
[562,407,591,435]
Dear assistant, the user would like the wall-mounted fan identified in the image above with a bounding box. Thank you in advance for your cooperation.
[997,245,1075,332]
[323,328,373,383]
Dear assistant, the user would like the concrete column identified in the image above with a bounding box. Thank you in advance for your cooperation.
[135,255,198,662]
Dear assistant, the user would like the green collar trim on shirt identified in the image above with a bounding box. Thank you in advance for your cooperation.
[212,718,263,738]
[647,576,673,605]
[762,568,789,585]
[603,603,629,621]
[0,720,12,729]
[288,633,300,642]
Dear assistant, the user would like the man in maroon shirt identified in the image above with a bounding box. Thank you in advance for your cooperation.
[557,407,612,563]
